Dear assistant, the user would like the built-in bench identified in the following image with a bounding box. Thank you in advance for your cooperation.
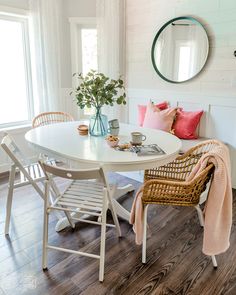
[127,94,236,188]
[180,137,209,154]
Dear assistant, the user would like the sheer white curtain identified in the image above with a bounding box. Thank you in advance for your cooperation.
[96,0,127,122]
[29,0,62,114]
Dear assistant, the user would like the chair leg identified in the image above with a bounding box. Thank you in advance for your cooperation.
[195,205,218,268]
[63,208,75,229]
[99,196,108,282]
[107,188,121,237]
[49,190,63,220]
[42,181,49,270]
[142,205,148,264]
[5,165,16,235]
[211,255,218,269]
[195,205,204,227]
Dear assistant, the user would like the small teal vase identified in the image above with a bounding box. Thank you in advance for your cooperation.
[89,108,108,137]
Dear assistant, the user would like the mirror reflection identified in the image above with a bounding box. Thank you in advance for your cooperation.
[152,17,209,83]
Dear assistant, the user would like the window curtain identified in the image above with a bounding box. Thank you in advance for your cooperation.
[29,0,62,114]
[96,0,127,122]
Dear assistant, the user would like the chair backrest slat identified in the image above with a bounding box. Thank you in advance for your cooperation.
[1,134,30,167]
[39,161,107,186]
[32,112,74,128]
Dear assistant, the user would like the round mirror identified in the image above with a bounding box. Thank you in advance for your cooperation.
[151,17,209,83]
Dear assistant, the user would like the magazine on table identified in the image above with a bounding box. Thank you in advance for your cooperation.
[130,144,166,156]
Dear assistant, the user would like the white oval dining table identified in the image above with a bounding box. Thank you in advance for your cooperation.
[25,121,182,230]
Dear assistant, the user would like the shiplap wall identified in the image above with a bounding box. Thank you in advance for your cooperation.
[126,0,236,187]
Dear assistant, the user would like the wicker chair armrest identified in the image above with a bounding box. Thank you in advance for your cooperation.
[143,177,193,190]
[145,140,218,182]
[144,152,202,181]
[142,164,214,206]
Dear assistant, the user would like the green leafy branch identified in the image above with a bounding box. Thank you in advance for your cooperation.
[70,70,126,110]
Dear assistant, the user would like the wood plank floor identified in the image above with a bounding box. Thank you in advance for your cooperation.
[0,173,236,295]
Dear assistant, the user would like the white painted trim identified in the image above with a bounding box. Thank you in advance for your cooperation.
[0,124,31,135]
[0,5,28,17]
[21,17,34,121]
[69,17,97,119]
[69,17,97,25]
[127,88,236,105]
[0,14,34,129]
[69,16,97,79]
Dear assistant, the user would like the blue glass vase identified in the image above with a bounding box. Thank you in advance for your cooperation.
[89,108,108,137]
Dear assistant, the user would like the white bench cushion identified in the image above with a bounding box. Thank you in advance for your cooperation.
[180,137,209,154]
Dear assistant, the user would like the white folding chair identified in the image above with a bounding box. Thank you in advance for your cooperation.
[39,161,122,282]
[1,134,56,235]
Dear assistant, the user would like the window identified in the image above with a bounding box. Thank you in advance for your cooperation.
[81,28,98,116]
[0,13,33,128]
[81,28,98,76]
[178,45,191,81]
[70,18,98,118]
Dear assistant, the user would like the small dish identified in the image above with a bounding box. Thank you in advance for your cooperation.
[106,135,119,147]
[106,139,119,147]
[130,141,142,146]
[116,143,131,151]
[77,124,88,136]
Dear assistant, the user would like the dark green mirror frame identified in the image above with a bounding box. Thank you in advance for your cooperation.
[151,16,209,83]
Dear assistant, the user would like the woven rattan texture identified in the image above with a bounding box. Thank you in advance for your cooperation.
[142,140,220,206]
[32,112,74,128]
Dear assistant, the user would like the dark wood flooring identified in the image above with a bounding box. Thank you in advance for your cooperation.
[0,173,236,295]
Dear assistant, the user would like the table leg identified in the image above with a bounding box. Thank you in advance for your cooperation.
[54,184,135,232]
[113,184,135,200]
[54,211,83,232]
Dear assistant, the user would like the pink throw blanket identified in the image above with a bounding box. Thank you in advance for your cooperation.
[130,186,144,245]
[130,141,232,256]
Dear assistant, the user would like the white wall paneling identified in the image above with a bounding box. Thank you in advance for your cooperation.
[126,0,236,98]
[126,0,236,188]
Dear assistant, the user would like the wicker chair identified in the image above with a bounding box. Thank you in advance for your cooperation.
[32,111,74,128]
[142,140,221,268]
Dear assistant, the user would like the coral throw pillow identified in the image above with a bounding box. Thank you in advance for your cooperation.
[173,109,204,139]
[138,101,168,126]
[143,102,177,132]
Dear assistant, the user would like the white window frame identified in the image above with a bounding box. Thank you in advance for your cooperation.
[0,7,34,129]
[69,17,97,119]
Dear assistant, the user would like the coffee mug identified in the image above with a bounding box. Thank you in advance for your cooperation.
[131,132,146,145]
[108,119,119,128]
[108,127,119,136]
[108,119,119,136]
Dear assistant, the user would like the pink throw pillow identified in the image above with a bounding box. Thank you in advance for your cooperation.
[138,101,168,126]
[143,102,177,132]
[173,109,204,139]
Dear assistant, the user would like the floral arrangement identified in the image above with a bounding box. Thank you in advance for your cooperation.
[71,70,126,110]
